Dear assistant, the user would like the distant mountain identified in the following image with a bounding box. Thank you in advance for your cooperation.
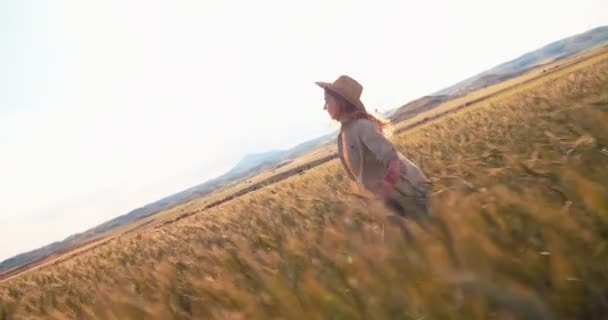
[435,25,608,96]
[389,95,449,123]
[229,151,286,176]
[212,131,338,184]
[384,26,608,123]
[0,241,67,278]
[0,131,336,275]
[4,26,607,276]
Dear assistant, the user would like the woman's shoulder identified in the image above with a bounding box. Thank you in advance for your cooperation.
[350,118,378,133]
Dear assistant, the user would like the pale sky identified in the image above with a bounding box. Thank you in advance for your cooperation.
[0,0,606,262]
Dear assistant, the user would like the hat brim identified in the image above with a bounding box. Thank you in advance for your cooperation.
[315,82,366,111]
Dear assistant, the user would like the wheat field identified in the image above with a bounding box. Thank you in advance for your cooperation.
[1,53,608,319]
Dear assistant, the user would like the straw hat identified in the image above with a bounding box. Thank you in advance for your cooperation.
[315,75,366,111]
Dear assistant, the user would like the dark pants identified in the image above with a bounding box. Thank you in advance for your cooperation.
[383,183,430,221]
[383,183,460,267]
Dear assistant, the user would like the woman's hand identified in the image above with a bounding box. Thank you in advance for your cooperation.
[378,159,401,196]
[384,159,401,184]
[377,180,396,197]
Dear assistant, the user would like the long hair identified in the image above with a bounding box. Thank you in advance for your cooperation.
[327,90,392,136]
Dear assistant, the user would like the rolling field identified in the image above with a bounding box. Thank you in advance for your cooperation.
[1,48,608,319]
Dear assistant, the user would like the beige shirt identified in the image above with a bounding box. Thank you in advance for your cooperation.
[337,117,430,197]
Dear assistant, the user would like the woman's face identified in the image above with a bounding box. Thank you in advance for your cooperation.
[323,91,342,120]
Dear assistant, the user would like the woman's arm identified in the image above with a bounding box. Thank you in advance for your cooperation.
[357,120,404,192]
[357,120,398,166]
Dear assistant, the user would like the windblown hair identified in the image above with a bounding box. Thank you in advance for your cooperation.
[326,90,392,136]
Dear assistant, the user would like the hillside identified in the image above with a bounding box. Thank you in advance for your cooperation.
[435,25,608,96]
[2,47,607,319]
[2,25,607,277]
[0,132,336,275]
[389,95,449,123]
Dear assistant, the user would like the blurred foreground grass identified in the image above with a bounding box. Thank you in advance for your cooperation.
[1,57,608,319]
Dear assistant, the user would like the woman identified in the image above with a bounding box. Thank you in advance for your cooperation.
[315,75,432,220]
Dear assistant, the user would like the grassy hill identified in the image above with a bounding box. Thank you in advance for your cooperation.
[384,26,608,128]
[0,133,335,276]
[1,43,607,319]
[434,26,608,97]
[3,26,607,277]
[389,95,449,123]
